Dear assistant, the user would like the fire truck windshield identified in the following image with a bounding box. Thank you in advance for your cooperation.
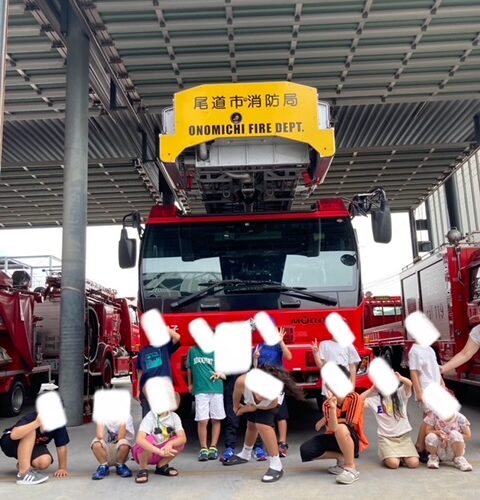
[140,217,358,311]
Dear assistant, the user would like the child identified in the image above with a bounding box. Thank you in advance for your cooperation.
[187,344,226,461]
[135,326,180,417]
[132,402,187,483]
[0,411,69,485]
[299,365,368,485]
[91,415,135,479]
[408,343,444,461]
[361,372,419,469]
[424,410,472,471]
[253,326,293,457]
[223,366,304,483]
[311,338,360,415]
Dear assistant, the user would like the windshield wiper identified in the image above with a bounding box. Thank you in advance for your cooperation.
[254,284,337,306]
[170,279,282,310]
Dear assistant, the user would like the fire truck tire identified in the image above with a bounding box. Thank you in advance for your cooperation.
[85,307,100,362]
[0,380,25,416]
[102,358,113,389]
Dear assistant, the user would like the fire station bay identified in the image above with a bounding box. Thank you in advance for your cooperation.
[1,1,480,499]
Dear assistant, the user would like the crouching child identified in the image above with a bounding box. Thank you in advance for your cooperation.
[132,404,186,483]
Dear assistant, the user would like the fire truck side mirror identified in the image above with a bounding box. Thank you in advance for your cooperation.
[118,228,137,269]
[371,198,392,244]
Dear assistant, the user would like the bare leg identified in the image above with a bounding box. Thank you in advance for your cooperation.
[197,420,208,449]
[211,420,221,448]
[334,424,356,470]
[92,442,108,464]
[256,423,279,457]
[244,421,259,448]
[17,430,36,475]
[383,458,400,469]
[116,444,131,464]
[452,440,466,458]
[403,456,419,468]
[30,454,53,471]
[277,420,287,443]
[416,422,427,451]
[138,450,153,469]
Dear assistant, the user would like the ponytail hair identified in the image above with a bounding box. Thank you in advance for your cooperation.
[261,364,306,401]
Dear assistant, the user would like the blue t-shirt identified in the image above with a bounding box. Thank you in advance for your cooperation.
[257,343,283,367]
[137,341,179,390]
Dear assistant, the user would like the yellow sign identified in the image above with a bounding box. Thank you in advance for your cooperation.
[159,81,335,162]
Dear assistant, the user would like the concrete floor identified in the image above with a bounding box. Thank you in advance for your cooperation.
[1,378,479,500]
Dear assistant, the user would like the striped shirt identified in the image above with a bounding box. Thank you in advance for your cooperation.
[323,392,369,451]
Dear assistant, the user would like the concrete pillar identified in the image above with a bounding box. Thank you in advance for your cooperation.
[409,209,419,259]
[424,199,434,246]
[0,0,8,169]
[59,3,89,426]
[445,175,462,233]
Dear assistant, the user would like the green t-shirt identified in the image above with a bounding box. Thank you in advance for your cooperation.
[187,346,223,395]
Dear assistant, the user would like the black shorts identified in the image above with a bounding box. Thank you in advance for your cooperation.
[276,397,289,421]
[0,433,53,464]
[300,425,360,462]
[246,408,279,428]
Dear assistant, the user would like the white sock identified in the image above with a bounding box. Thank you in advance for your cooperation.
[237,444,253,460]
[269,455,282,472]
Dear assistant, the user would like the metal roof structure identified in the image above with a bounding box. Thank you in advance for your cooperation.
[1,0,480,226]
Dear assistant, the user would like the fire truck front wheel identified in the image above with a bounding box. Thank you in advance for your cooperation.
[102,358,113,389]
[0,380,25,417]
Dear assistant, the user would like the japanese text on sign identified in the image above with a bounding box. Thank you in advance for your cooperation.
[194,93,298,110]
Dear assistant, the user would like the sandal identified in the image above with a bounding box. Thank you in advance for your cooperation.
[222,455,249,466]
[154,464,179,476]
[261,468,284,483]
[135,469,148,484]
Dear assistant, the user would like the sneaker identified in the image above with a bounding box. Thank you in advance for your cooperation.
[453,456,473,472]
[198,448,209,462]
[278,442,289,458]
[220,447,235,463]
[208,446,218,460]
[115,463,132,478]
[335,468,360,485]
[254,446,267,461]
[16,469,49,485]
[328,464,345,475]
[427,455,440,469]
[92,464,110,480]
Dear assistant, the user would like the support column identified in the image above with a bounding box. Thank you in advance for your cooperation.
[0,0,8,169]
[409,209,419,260]
[59,3,89,426]
[445,175,462,233]
[424,199,434,246]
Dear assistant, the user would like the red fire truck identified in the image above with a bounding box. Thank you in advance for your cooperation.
[0,269,50,416]
[363,232,480,387]
[119,82,392,406]
[35,275,141,392]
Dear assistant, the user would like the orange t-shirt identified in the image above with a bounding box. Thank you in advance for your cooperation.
[323,392,369,452]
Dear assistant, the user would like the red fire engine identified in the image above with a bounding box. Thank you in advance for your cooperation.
[119,82,392,406]
[364,232,480,387]
[0,268,50,416]
[35,275,141,392]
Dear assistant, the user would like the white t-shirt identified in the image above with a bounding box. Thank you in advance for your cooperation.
[139,411,183,445]
[104,415,135,443]
[365,385,412,437]
[319,340,361,395]
[243,386,284,408]
[469,325,480,345]
[408,344,441,393]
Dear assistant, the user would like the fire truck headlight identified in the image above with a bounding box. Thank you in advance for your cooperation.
[357,355,370,376]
